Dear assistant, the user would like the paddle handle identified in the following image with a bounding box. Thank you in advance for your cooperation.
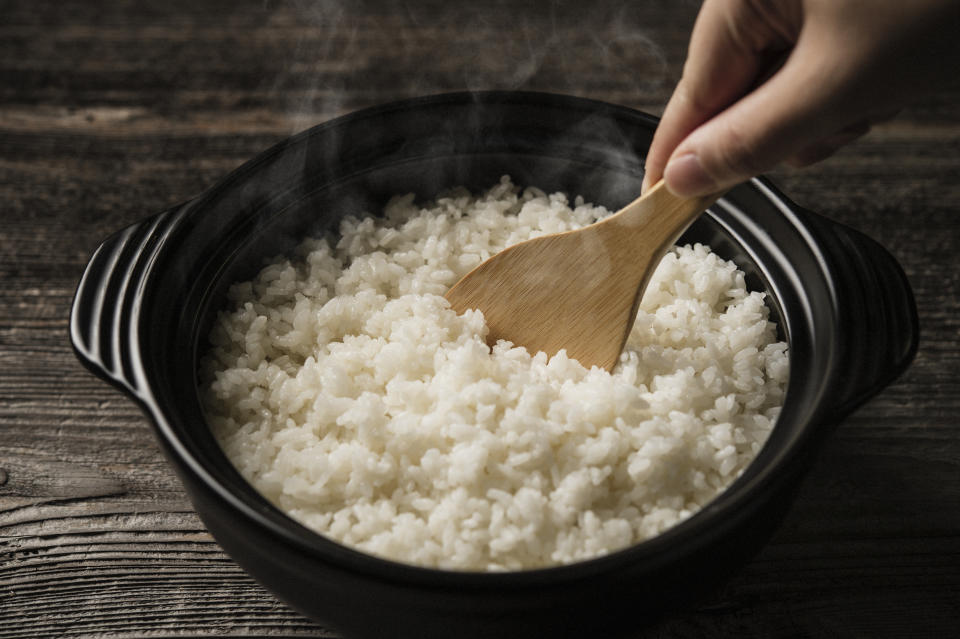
[607,180,725,267]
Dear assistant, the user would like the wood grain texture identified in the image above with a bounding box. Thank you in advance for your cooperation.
[2,1,958,637]
[444,181,721,370]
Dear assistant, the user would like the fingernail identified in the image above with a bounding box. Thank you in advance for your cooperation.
[664,153,716,197]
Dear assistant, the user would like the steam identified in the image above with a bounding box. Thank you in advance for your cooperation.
[268,0,670,133]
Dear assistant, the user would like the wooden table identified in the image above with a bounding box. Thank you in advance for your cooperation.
[3,1,958,636]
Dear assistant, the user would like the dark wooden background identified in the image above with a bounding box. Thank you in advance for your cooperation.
[2,1,958,636]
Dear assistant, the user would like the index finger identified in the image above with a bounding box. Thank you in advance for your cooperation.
[642,0,798,192]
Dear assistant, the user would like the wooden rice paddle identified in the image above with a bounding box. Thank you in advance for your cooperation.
[444,180,724,371]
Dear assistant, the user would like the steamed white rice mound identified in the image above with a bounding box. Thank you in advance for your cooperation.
[201,176,788,571]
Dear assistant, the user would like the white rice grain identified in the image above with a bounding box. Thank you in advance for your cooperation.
[201,176,788,571]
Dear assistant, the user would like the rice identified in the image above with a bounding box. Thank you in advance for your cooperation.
[200,176,788,571]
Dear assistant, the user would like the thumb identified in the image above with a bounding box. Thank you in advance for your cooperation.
[663,43,847,197]
[642,0,801,194]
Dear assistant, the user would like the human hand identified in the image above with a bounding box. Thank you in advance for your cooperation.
[642,0,960,197]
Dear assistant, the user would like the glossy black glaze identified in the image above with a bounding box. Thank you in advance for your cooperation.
[70,92,918,639]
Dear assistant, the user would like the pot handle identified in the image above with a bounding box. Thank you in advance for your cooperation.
[798,208,919,417]
[70,204,188,397]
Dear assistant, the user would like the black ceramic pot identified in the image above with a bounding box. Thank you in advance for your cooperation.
[70,92,918,639]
